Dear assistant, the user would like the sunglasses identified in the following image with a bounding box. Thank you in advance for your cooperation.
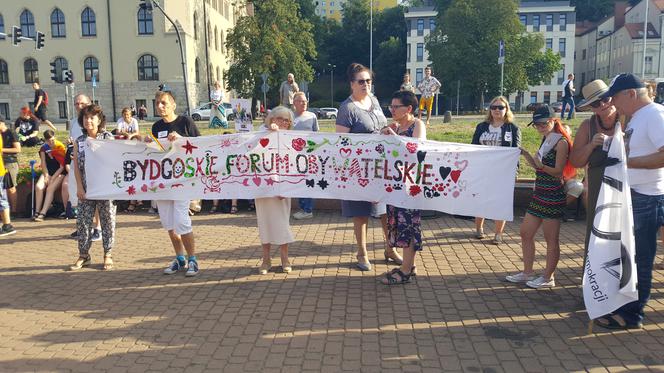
[388,104,408,111]
[355,79,372,85]
[490,105,506,110]
[589,97,611,108]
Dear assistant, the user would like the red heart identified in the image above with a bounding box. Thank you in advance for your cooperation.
[141,184,148,192]
[358,178,369,187]
[406,142,418,153]
[252,176,262,186]
[339,148,352,158]
[451,170,461,183]
[259,138,270,147]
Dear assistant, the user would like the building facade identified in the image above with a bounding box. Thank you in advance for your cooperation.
[314,0,397,21]
[404,2,437,88]
[0,0,248,122]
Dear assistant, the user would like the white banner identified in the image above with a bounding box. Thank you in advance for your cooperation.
[85,131,520,220]
[583,129,638,320]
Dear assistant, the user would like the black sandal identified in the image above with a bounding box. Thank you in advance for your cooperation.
[381,269,411,285]
[594,314,642,330]
[32,213,46,222]
[230,205,238,214]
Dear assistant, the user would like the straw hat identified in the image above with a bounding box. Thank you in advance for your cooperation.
[577,79,609,108]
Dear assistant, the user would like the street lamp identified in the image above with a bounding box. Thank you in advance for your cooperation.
[328,64,336,107]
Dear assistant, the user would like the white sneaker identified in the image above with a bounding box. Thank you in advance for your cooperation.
[164,259,184,275]
[526,276,555,289]
[505,272,536,283]
[293,211,313,220]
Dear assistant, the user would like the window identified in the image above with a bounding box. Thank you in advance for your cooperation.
[580,73,585,87]
[53,57,68,82]
[546,14,553,31]
[195,58,201,83]
[216,66,221,82]
[321,9,326,15]
[646,56,653,73]
[51,8,66,38]
[84,56,99,82]
[407,43,411,62]
[558,65,565,85]
[24,58,39,83]
[321,1,325,5]
[220,30,224,53]
[209,64,214,83]
[58,101,67,119]
[416,43,424,62]
[545,38,552,50]
[530,92,538,104]
[429,19,436,32]
[416,68,423,86]
[138,7,153,35]
[0,14,5,40]
[559,14,566,31]
[207,22,211,46]
[330,2,334,6]
[214,26,218,50]
[559,38,566,57]
[0,103,9,121]
[330,9,334,14]
[556,91,563,102]
[0,60,8,84]
[532,15,540,31]
[417,19,424,36]
[81,7,97,36]
[582,49,586,60]
[20,9,36,38]
[138,54,159,81]
[194,12,198,40]
[543,91,551,104]
[152,99,157,117]
[519,15,526,26]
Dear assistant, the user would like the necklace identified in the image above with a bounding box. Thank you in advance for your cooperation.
[596,115,617,131]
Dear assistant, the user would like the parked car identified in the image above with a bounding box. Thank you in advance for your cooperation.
[526,102,544,112]
[191,102,232,121]
[550,101,563,113]
[319,107,338,119]
[308,107,322,118]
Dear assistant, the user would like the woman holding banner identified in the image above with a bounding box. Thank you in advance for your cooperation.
[569,80,621,266]
[506,105,575,289]
[256,106,295,274]
[379,90,426,284]
[336,63,402,271]
[471,96,521,245]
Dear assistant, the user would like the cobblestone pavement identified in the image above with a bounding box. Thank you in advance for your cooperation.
[1,209,663,372]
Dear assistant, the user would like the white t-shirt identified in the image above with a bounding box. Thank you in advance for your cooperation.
[69,118,83,141]
[210,89,223,102]
[478,125,502,146]
[293,111,319,132]
[626,102,664,195]
[116,117,139,134]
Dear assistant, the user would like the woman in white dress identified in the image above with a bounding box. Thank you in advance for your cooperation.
[256,106,295,274]
[209,81,228,129]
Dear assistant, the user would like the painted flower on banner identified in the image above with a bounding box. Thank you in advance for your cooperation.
[126,185,136,195]
[409,185,422,196]
[292,138,306,151]
[375,144,385,154]
[341,137,350,146]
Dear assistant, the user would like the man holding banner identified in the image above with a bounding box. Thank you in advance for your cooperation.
[593,73,664,330]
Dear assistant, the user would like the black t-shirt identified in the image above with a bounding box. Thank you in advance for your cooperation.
[15,117,40,137]
[34,89,46,107]
[564,81,572,98]
[1,129,19,163]
[40,147,62,176]
[151,115,200,139]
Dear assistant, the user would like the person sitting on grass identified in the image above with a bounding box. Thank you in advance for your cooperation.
[14,107,41,147]
[115,107,141,140]
[32,130,66,222]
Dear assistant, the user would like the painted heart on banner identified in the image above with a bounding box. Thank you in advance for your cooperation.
[252,176,262,186]
[259,138,270,147]
[454,159,468,171]
[406,142,418,153]
[358,178,369,187]
[340,148,352,158]
[242,178,249,186]
[451,170,462,183]
[417,150,427,163]
[439,166,452,180]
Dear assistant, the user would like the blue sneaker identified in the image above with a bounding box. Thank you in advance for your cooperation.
[185,260,199,277]
[164,259,184,275]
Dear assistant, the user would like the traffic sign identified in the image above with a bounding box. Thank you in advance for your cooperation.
[92,75,97,87]
[260,73,268,82]
[261,82,269,93]
[498,40,505,65]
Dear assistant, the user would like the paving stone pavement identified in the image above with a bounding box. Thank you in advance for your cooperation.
[1,209,664,373]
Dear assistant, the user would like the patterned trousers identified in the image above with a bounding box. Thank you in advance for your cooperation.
[77,200,116,257]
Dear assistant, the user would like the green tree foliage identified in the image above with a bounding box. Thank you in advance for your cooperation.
[426,0,561,104]
[572,0,640,23]
[374,37,406,100]
[225,0,316,105]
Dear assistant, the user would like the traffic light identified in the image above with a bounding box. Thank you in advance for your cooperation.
[50,61,60,83]
[139,0,153,11]
[12,26,22,46]
[64,70,74,83]
[36,32,45,50]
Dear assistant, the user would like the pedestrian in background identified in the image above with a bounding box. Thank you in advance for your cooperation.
[0,117,20,215]
[279,73,299,108]
[0,115,16,237]
[32,130,66,222]
[561,73,576,120]
[15,107,41,147]
[32,81,57,131]
[417,66,441,126]
[400,73,415,93]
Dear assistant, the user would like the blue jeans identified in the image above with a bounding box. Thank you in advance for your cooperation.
[0,177,8,212]
[615,190,664,325]
[561,97,574,119]
[298,198,313,213]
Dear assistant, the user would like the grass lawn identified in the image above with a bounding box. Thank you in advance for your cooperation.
[18,115,587,180]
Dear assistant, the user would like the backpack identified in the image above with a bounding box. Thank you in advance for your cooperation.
[42,90,49,106]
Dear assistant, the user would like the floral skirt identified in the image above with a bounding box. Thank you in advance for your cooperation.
[387,205,422,251]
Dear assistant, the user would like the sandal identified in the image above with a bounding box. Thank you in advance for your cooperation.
[391,266,417,277]
[230,205,238,214]
[594,314,642,330]
[103,256,114,270]
[384,248,403,265]
[69,256,91,271]
[32,213,46,222]
[125,203,136,213]
[381,269,411,285]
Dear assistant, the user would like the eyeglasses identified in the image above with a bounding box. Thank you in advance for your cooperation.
[533,122,549,128]
[490,105,506,110]
[589,97,612,108]
[274,117,291,123]
[355,79,372,85]
[388,104,407,111]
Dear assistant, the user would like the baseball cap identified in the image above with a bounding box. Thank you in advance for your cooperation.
[527,105,554,126]
[600,73,645,98]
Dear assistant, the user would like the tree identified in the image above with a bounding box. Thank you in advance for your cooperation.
[426,0,561,105]
[374,37,406,100]
[573,0,639,23]
[225,0,316,108]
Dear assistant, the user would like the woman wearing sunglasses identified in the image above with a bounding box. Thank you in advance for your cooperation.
[506,105,575,289]
[471,96,521,244]
[569,80,622,267]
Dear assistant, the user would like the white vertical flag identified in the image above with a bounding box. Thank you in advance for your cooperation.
[583,128,638,320]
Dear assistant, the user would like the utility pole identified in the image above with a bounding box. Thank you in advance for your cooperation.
[328,64,336,107]
[498,40,505,96]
